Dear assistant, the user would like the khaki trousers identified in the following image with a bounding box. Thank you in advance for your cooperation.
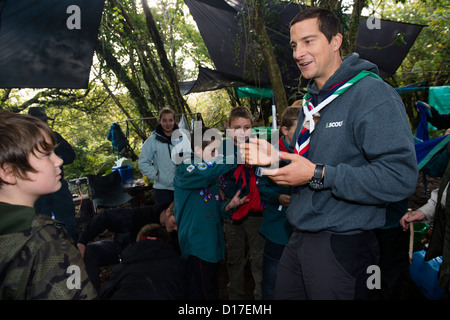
[223,215,265,300]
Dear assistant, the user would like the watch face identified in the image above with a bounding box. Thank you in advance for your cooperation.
[309,180,323,190]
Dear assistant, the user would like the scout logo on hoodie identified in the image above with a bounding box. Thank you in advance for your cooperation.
[325,121,343,128]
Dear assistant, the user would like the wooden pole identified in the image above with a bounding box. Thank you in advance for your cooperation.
[408,208,414,264]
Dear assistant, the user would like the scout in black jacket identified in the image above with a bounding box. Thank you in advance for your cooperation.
[99,224,188,300]
[76,203,176,289]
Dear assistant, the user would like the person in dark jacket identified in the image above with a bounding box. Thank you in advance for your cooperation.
[76,203,176,290]
[28,107,78,242]
[99,224,188,300]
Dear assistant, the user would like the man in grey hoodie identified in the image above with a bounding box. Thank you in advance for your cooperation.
[243,8,418,299]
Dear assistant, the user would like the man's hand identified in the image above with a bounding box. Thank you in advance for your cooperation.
[241,137,279,167]
[400,210,426,232]
[262,152,316,187]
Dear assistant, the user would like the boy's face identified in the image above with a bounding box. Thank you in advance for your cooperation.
[18,133,63,201]
[195,139,222,162]
[227,117,252,145]
[282,120,298,145]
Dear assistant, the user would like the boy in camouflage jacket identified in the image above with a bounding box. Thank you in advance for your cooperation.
[0,111,96,300]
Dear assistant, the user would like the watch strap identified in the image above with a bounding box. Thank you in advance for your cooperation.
[309,163,324,190]
[313,164,324,179]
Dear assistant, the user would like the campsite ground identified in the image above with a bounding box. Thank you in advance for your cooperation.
[91,172,440,300]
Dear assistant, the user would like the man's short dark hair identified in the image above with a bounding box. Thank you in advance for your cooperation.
[290,7,342,43]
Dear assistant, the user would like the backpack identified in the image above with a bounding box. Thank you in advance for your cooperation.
[107,123,129,155]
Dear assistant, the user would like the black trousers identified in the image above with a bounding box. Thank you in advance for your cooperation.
[371,226,410,300]
[274,230,380,300]
[83,240,123,290]
[186,255,219,300]
[153,188,174,204]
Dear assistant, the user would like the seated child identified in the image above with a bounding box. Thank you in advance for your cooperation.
[99,224,188,300]
[76,202,175,290]
[0,110,96,300]
[173,126,248,300]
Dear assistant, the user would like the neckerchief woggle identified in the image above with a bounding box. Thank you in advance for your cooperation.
[295,70,381,157]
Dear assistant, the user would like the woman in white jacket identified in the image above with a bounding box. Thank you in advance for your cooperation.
[139,108,189,204]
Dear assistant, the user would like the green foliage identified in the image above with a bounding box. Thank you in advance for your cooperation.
[186,90,234,130]
[2,0,448,181]
[368,0,449,128]
[370,0,448,87]
[152,0,213,79]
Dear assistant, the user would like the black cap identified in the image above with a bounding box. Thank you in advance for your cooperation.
[28,107,54,121]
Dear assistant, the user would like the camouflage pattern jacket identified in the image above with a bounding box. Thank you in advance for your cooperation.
[0,202,97,300]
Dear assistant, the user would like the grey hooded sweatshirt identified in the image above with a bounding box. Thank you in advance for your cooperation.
[287,53,418,234]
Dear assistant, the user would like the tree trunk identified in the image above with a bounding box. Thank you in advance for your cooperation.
[342,0,367,56]
[95,40,157,129]
[110,0,175,113]
[141,0,193,116]
[249,0,289,116]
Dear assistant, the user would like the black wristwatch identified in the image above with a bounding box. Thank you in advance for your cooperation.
[309,164,324,190]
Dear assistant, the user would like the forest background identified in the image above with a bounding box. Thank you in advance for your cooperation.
[0,0,448,181]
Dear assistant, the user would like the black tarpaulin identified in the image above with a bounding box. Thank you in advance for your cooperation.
[180,66,250,94]
[356,17,424,79]
[183,0,425,94]
[0,0,105,89]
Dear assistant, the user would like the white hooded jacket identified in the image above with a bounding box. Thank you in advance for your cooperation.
[139,124,190,190]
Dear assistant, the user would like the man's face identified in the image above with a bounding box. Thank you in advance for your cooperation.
[290,18,341,89]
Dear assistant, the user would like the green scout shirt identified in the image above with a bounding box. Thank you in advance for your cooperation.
[173,155,236,263]
[257,175,293,246]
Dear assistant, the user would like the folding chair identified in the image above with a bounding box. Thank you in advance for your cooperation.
[87,170,133,214]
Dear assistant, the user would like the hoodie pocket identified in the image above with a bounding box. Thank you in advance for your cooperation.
[311,188,333,215]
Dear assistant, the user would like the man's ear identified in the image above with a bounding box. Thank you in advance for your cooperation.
[0,164,17,185]
[332,33,343,52]
[281,126,289,137]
